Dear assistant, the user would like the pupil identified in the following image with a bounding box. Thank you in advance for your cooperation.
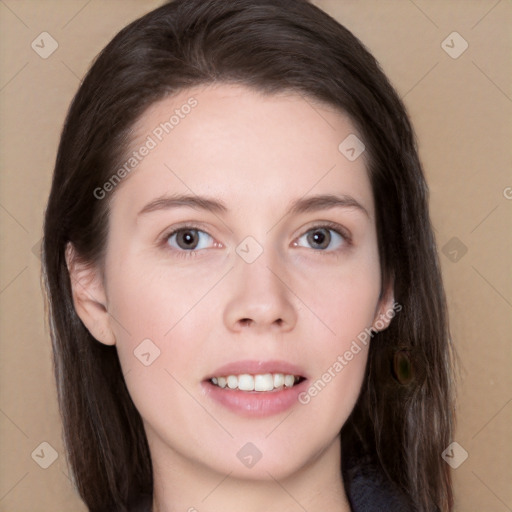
[178,230,198,249]
[309,228,330,249]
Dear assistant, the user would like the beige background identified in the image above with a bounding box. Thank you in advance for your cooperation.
[0,1,510,511]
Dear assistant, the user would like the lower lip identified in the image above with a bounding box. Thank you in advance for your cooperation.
[202,379,308,418]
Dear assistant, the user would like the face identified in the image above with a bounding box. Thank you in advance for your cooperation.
[70,83,394,484]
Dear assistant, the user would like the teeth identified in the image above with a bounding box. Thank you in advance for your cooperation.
[210,373,301,391]
[254,373,274,391]
[284,374,295,388]
[238,374,254,391]
[273,373,284,388]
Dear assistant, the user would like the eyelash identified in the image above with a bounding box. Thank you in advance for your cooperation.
[161,221,352,260]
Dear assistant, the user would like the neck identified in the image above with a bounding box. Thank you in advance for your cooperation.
[150,434,352,512]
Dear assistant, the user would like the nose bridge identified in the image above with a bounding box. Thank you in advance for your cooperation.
[223,238,298,332]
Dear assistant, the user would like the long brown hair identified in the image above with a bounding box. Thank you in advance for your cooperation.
[42,1,456,510]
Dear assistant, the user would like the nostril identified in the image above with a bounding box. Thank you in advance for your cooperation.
[237,317,284,328]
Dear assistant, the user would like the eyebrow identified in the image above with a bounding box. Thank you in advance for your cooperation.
[137,193,369,218]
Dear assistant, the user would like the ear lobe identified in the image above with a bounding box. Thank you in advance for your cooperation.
[65,242,116,346]
[372,282,397,333]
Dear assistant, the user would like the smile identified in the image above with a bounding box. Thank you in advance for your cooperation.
[203,360,309,417]
[210,373,304,392]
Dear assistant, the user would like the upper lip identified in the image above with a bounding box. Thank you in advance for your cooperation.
[205,360,308,380]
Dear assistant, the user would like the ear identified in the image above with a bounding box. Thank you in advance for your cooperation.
[371,280,397,333]
[65,242,116,346]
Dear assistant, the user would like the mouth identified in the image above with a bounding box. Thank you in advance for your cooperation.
[202,360,308,417]
[209,373,306,392]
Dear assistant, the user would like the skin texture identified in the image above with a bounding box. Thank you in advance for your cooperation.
[67,84,394,512]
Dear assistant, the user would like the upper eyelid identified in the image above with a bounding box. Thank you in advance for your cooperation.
[161,221,212,239]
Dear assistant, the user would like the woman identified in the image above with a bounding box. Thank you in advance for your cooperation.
[43,1,456,510]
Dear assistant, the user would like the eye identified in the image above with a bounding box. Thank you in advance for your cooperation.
[294,224,349,251]
[166,228,215,251]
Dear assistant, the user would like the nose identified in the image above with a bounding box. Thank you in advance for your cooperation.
[223,251,298,334]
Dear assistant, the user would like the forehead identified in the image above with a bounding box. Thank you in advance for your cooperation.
[110,83,374,220]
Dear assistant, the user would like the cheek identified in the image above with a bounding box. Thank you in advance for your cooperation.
[104,256,219,405]
[296,279,375,434]
[297,251,381,342]
[286,257,379,423]
[107,268,211,439]
[106,254,216,341]
[297,347,368,449]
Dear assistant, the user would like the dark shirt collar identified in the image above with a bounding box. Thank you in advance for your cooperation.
[344,464,412,511]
